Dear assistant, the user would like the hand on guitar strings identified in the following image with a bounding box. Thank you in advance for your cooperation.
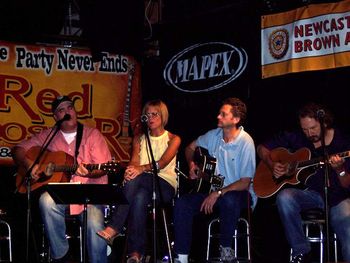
[272,162,289,179]
[329,155,345,172]
[76,164,89,177]
[30,164,41,181]
[188,161,200,179]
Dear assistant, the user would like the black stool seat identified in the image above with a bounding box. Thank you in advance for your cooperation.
[301,208,324,221]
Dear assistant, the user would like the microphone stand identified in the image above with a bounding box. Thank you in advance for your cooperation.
[23,123,62,262]
[142,123,173,263]
[318,116,331,262]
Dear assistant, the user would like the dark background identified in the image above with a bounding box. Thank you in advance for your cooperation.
[0,0,349,262]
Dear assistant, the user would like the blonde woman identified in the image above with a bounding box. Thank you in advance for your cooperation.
[97,99,181,263]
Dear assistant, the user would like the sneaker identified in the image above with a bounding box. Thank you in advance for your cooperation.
[219,245,237,263]
[126,255,143,263]
[290,251,312,263]
[126,256,141,263]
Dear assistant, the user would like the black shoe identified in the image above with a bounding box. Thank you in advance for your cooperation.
[290,251,312,263]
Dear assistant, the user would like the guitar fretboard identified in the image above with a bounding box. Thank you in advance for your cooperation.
[298,150,350,168]
[54,164,102,173]
[123,63,135,126]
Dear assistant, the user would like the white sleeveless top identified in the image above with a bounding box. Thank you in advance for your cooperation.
[139,130,177,189]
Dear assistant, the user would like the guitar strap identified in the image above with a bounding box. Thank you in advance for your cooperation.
[74,122,83,165]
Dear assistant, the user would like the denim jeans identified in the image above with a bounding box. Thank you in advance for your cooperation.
[276,188,350,261]
[39,191,107,263]
[108,172,175,255]
[173,190,248,255]
[330,198,350,261]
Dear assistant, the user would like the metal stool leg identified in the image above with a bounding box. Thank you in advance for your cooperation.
[206,217,250,262]
[79,225,83,263]
[333,233,338,262]
[65,216,83,263]
[236,218,250,261]
[291,221,338,263]
[0,220,12,262]
[206,218,219,261]
[45,216,83,262]
[304,221,324,263]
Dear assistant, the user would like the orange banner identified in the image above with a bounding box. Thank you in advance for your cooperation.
[261,0,350,78]
[0,41,142,165]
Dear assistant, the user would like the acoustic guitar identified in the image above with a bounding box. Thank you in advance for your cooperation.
[190,147,224,194]
[15,146,121,193]
[253,147,350,198]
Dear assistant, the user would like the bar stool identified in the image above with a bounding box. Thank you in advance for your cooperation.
[206,217,251,262]
[43,215,83,262]
[65,215,83,262]
[290,208,338,263]
[0,209,12,262]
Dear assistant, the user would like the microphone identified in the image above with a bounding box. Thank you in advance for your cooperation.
[55,114,71,126]
[140,114,148,123]
[317,109,325,118]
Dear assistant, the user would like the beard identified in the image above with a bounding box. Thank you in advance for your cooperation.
[307,135,321,143]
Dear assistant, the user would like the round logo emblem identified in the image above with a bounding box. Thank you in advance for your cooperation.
[163,42,248,93]
[268,29,289,59]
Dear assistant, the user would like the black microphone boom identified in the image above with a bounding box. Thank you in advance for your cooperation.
[55,114,71,126]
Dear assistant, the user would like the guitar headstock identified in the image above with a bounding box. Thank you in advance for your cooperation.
[101,161,121,173]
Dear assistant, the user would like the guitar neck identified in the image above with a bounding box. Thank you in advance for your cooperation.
[338,151,350,159]
[54,164,101,173]
[122,64,135,127]
[298,150,350,168]
[123,80,131,125]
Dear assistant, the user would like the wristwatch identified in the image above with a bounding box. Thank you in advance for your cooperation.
[338,170,346,177]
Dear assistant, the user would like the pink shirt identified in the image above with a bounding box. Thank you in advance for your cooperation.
[19,125,112,214]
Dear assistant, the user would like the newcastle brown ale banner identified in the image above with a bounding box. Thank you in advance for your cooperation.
[261,0,350,79]
[0,41,142,166]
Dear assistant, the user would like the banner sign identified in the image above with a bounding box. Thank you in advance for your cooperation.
[261,0,350,78]
[0,41,141,166]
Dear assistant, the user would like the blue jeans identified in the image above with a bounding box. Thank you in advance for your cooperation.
[173,190,248,254]
[108,172,175,255]
[39,191,107,263]
[276,188,350,261]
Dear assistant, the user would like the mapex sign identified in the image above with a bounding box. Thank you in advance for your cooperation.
[163,42,248,93]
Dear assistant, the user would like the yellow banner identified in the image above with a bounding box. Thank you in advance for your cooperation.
[261,0,350,78]
[0,41,142,165]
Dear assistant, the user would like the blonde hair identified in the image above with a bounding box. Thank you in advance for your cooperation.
[142,99,169,127]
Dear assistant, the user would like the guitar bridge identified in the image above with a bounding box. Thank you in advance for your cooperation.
[45,162,55,177]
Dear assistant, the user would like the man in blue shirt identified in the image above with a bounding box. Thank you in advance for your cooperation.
[257,102,350,263]
[173,97,256,263]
